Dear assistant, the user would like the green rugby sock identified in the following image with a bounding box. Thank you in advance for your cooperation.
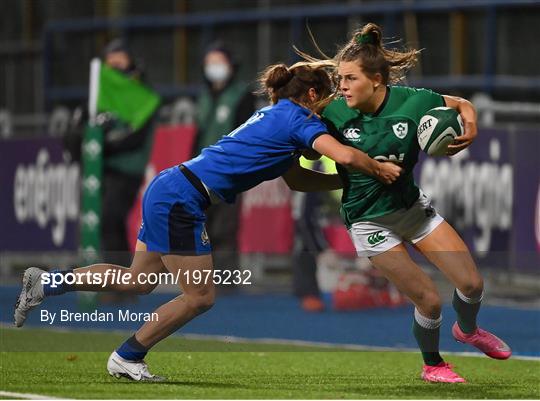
[452,288,482,334]
[413,308,443,366]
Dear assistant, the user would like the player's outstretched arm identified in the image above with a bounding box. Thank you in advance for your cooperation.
[312,134,402,185]
[283,158,342,192]
[443,95,478,155]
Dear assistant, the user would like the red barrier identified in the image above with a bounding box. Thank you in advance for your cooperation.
[323,224,356,255]
[238,178,294,254]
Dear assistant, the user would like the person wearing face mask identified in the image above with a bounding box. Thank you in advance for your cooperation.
[194,43,256,154]
[194,43,257,281]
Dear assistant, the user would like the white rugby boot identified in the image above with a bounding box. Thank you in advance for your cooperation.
[14,267,46,327]
[107,351,165,382]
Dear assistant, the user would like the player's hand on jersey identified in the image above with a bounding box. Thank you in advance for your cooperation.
[376,161,403,185]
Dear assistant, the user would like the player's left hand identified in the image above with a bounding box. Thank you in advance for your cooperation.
[446,118,477,155]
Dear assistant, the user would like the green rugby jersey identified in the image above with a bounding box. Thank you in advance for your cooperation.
[322,86,444,227]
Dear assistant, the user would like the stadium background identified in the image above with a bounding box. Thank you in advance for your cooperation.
[1,0,539,398]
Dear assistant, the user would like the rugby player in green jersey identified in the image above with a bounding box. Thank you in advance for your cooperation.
[320,23,511,383]
[14,60,403,382]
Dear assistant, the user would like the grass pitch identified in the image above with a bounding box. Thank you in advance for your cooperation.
[1,327,539,399]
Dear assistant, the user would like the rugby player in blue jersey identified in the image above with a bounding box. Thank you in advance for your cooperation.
[14,61,402,381]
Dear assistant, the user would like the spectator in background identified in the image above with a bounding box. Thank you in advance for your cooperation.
[194,42,256,278]
[99,39,159,267]
[65,39,159,268]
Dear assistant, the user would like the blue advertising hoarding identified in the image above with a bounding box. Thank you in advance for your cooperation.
[415,127,539,272]
[0,138,80,251]
[1,128,538,274]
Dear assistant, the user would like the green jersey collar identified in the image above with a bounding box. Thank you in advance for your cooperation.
[370,85,391,117]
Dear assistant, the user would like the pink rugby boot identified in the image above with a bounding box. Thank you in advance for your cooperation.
[421,362,466,383]
[452,322,512,360]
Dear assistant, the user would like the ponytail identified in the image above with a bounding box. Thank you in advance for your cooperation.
[337,23,420,84]
[258,61,334,107]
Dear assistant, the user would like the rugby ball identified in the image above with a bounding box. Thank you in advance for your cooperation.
[417,107,464,156]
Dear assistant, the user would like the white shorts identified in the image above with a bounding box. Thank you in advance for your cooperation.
[348,192,444,257]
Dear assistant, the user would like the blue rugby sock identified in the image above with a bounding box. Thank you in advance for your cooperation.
[116,335,149,361]
[43,268,75,296]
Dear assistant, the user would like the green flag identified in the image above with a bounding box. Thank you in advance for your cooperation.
[97,65,160,130]
[80,61,160,277]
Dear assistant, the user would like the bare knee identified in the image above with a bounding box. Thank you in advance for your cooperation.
[459,275,484,299]
[415,290,442,318]
[185,292,215,314]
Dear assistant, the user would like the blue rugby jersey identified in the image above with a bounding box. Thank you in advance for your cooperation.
[184,99,328,203]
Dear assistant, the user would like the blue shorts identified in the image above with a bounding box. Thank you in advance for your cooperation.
[137,166,212,255]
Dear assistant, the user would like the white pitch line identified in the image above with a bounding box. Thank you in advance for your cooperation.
[179,332,540,361]
[0,390,70,400]
[2,323,539,361]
